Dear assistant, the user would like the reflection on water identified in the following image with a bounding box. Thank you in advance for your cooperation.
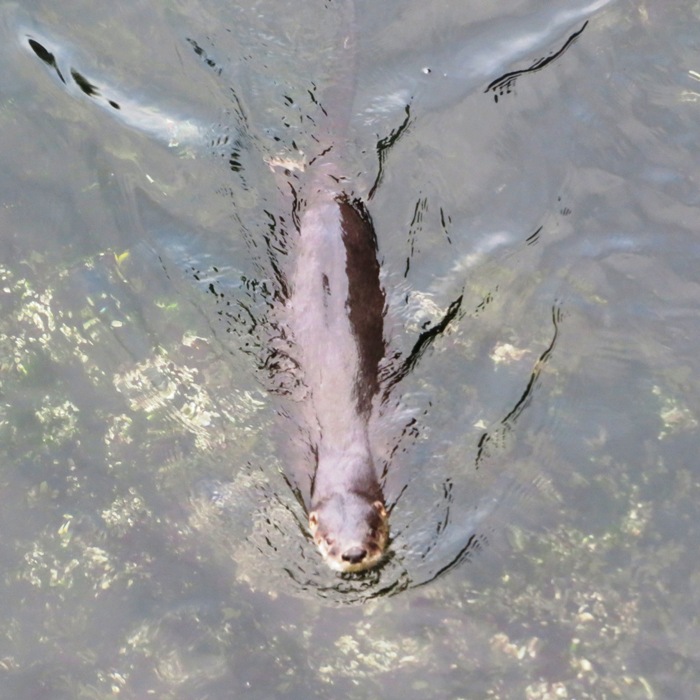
[2,0,700,697]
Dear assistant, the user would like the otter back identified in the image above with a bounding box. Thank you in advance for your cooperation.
[289,190,388,572]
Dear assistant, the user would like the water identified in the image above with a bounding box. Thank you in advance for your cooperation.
[1,0,700,697]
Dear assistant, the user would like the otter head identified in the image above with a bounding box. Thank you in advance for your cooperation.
[309,492,388,573]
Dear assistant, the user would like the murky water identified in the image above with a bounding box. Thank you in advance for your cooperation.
[2,0,700,697]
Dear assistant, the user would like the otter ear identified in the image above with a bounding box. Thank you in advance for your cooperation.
[372,501,387,518]
[309,511,319,528]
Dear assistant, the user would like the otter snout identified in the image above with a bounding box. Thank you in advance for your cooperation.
[342,546,368,565]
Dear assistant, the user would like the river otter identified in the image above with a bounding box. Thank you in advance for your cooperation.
[289,181,389,572]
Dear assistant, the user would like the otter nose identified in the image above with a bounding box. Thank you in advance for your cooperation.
[341,546,367,565]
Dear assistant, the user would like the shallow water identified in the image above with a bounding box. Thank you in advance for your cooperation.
[2,0,700,697]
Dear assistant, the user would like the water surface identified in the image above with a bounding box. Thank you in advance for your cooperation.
[2,0,700,698]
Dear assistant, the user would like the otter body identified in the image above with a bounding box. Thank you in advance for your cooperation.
[289,186,388,572]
